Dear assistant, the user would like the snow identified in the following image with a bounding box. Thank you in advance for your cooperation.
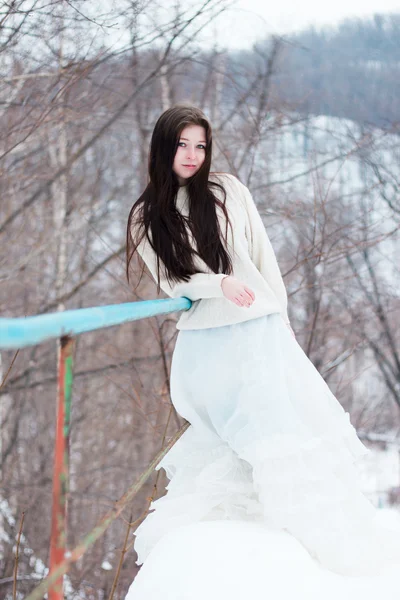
[0,495,75,598]
[357,443,400,506]
[126,516,400,600]
[125,443,400,599]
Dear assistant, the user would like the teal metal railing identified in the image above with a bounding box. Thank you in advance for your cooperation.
[0,297,192,600]
[0,297,191,349]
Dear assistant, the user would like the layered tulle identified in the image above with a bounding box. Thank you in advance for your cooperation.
[134,313,400,575]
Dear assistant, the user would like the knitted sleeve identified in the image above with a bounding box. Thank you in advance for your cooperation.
[234,177,290,325]
[132,225,227,301]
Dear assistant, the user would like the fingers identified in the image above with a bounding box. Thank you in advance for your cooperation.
[238,293,249,307]
[243,289,254,304]
[224,280,256,307]
[244,286,255,302]
[241,288,255,307]
[236,289,255,307]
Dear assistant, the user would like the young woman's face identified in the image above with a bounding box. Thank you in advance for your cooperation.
[172,124,207,185]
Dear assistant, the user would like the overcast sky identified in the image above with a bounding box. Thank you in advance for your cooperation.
[99,0,399,54]
[207,0,400,49]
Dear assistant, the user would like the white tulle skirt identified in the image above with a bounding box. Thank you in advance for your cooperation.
[133,312,400,576]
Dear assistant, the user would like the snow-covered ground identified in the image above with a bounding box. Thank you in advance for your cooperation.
[357,443,400,507]
[126,444,400,600]
[126,516,400,600]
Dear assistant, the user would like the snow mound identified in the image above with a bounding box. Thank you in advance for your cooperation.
[126,518,400,600]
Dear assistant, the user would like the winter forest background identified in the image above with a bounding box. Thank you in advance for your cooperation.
[1,1,400,597]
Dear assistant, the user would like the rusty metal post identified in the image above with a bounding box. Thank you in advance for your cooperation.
[49,335,74,600]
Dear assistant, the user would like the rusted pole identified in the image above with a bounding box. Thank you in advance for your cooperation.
[25,420,190,600]
[49,335,74,600]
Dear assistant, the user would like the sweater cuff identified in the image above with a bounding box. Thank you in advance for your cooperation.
[206,273,228,298]
[173,272,229,301]
[212,273,230,298]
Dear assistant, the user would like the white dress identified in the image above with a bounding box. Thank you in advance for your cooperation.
[133,312,400,577]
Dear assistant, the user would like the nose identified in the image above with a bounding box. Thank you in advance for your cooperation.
[186,145,196,160]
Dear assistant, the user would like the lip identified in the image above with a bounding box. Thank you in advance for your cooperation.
[182,164,197,168]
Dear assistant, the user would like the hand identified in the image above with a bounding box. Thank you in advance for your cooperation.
[221,276,255,308]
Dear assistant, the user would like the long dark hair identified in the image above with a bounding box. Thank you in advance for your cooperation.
[126,104,233,292]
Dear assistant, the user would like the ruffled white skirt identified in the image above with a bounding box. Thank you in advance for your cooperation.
[133,312,400,576]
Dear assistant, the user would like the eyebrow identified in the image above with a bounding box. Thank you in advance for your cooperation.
[180,137,207,143]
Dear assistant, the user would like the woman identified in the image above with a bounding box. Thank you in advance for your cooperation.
[126,104,400,576]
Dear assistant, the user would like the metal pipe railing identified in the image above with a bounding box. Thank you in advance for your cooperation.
[0,297,192,599]
[0,297,191,349]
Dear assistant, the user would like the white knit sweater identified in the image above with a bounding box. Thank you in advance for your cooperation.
[132,172,290,330]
